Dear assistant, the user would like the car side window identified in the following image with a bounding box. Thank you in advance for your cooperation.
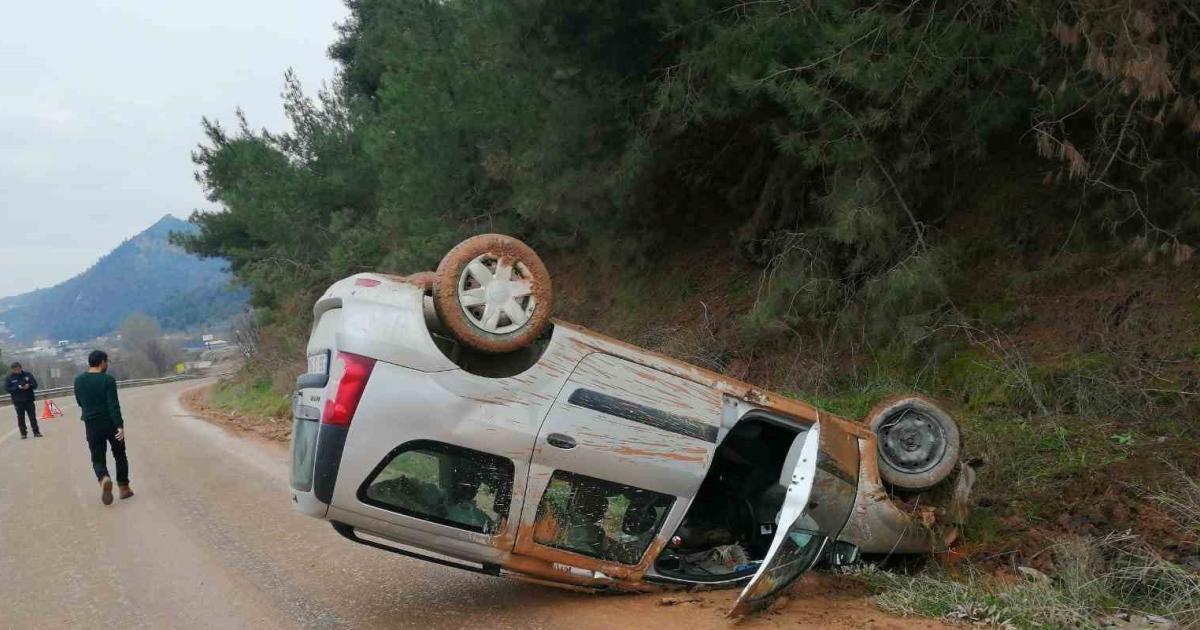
[360,441,513,535]
[533,471,674,565]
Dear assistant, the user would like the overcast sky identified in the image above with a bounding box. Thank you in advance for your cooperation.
[0,1,347,299]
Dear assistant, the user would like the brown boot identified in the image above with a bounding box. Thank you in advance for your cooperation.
[119,484,134,500]
[100,476,114,506]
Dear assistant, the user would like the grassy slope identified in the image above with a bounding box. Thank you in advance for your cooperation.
[207,376,292,419]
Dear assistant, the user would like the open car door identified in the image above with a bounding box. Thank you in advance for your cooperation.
[728,422,827,617]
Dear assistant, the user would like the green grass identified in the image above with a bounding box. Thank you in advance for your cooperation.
[792,386,889,420]
[857,532,1200,629]
[961,509,1006,547]
[788,343,1166,506]
[209,376,291,419]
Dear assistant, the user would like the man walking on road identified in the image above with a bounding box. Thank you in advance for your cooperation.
[5,362,41,439]
[74,350,132,505]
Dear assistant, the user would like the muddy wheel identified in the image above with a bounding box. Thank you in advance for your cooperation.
[867,396,960,492]
[433,234,553,354]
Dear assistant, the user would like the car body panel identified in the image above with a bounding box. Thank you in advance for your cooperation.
[808,425,861,541]
[330,360,537,559]
[838,439,939,554]
[514,352,722,576]
[322,277,458,373]
[532,352,721,496]
[290,271,958,610]
[292,305,342,518]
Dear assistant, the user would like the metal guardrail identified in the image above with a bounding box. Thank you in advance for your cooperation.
[0,373,213,408]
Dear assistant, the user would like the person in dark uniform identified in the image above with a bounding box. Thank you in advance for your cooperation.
[5,362,41,439]
[73,350,132,505]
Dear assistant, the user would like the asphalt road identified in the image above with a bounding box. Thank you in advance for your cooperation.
[0,381,947,630]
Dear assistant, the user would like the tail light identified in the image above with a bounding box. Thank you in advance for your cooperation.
[322,352,376,426]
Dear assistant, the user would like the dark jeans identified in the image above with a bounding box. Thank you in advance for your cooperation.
[14,400,39,436]
[86,422,129,484]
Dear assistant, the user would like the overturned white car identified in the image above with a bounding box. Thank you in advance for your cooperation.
[289,234,968,614]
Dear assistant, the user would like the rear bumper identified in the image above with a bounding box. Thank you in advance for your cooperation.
[313,424,349,504]
[290,417,349,518]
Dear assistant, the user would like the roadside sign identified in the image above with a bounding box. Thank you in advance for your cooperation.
[176,362,186,374]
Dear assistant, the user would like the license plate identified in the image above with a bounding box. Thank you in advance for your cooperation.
[307,351,329,376]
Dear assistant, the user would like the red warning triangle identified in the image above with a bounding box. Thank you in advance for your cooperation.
[40,400,63,419]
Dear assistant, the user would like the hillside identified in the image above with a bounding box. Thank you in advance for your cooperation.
[0,215,246,342]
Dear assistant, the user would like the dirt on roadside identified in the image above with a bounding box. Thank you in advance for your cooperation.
[181,385,291,442]
[517,574,951,630]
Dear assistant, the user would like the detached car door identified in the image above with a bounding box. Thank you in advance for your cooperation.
[729,422,825,617]
[516,353,724,576]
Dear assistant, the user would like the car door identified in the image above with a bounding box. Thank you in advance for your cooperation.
[728,421,825,617]
[515,353,724,576]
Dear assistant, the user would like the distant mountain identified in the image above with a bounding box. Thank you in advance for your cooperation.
[0,215,247,343]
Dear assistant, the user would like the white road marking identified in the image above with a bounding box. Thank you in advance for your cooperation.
[0,427,18,446]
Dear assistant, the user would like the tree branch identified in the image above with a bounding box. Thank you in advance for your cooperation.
[823,95,927,250]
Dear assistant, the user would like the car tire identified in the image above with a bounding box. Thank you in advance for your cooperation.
[433,234,553,354]
[866,396,961,492]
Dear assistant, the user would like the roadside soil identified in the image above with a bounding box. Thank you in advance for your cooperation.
[541,573,953,630]
[181,385,291,442]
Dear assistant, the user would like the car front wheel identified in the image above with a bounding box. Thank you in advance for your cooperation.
[867,396,961,492]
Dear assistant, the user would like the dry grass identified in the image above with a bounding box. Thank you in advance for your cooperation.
[867,537,1199,628]
[864,470,1200,629]
[1148,465,1200,548]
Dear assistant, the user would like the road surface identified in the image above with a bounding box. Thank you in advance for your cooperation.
[0,381,947,629]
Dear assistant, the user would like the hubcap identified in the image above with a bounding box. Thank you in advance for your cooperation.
[878,409,946,474]
[457,253,536,335]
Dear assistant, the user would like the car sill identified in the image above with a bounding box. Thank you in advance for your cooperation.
[330,522,501,576]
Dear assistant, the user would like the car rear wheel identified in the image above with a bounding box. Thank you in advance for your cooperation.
[433,234,553,354]
[867,396,960,492]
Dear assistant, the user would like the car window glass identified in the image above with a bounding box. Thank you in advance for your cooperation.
[362,442,513,535]
[533,470,674,565]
